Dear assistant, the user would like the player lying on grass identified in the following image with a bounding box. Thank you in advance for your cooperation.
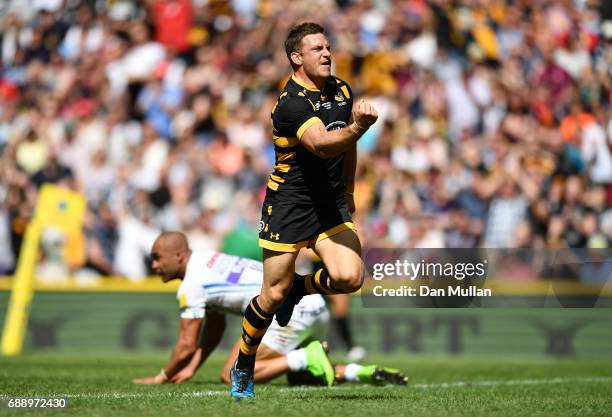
[132,232,407,387]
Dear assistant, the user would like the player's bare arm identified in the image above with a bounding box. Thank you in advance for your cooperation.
[132,317,202,385]
[171,311,227,384]
[299,99,378,158]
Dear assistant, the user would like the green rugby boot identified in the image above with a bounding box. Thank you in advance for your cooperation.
[304,341,335,387]
[357,365,408,386]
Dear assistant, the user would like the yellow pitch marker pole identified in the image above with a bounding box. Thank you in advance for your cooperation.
[1,184,85,356]
[1,223,42,355]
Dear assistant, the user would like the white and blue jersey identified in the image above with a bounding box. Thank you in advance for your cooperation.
[177,250,330,354]
[177,251,263,319]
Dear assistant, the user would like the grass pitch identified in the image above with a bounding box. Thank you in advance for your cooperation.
[2,352,612,417]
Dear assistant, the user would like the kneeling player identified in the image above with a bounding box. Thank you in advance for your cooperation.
[132,232,406,387]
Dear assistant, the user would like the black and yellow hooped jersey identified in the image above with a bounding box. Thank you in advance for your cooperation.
[268,74,354,203]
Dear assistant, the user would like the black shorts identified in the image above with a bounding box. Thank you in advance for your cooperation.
[258,192,355,253]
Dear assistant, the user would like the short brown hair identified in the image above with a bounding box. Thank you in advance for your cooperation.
[284,22,325,60]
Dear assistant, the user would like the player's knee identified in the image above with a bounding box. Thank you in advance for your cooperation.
[268,285,291,306]
[331,263,364,293]
[336,276,362,293]
[261,282,291,309]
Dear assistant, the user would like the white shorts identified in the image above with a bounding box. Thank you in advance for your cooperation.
[261,294,329,354]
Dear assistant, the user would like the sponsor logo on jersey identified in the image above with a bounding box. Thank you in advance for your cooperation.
[227,258,248,284]
[325,121,348,131]
[206,252,220,268]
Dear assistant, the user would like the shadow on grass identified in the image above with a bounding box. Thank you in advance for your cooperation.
[286,392,405,401]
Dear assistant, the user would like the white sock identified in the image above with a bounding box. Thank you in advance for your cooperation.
[286,348,308,371]
[344,363,362,382]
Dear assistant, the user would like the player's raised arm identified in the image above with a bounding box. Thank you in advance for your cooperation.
[171,311,227,384]
[299,98,378,159]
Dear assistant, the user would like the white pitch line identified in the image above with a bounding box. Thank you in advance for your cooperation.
[411,376,612,389]
[60,391,226,399]
[280,376,612,392]
[38,376,612,400]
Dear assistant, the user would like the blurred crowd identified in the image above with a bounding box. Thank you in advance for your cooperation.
[0,0,610,281]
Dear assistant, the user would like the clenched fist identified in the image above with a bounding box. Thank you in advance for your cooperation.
[350,99,378,135]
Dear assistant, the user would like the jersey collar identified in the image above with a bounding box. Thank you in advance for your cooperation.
[291,74,321,92]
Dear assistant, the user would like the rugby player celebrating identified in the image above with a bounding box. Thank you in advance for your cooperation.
[231,22,378,398]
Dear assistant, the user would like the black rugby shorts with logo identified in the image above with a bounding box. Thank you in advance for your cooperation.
[258,192,355,253]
